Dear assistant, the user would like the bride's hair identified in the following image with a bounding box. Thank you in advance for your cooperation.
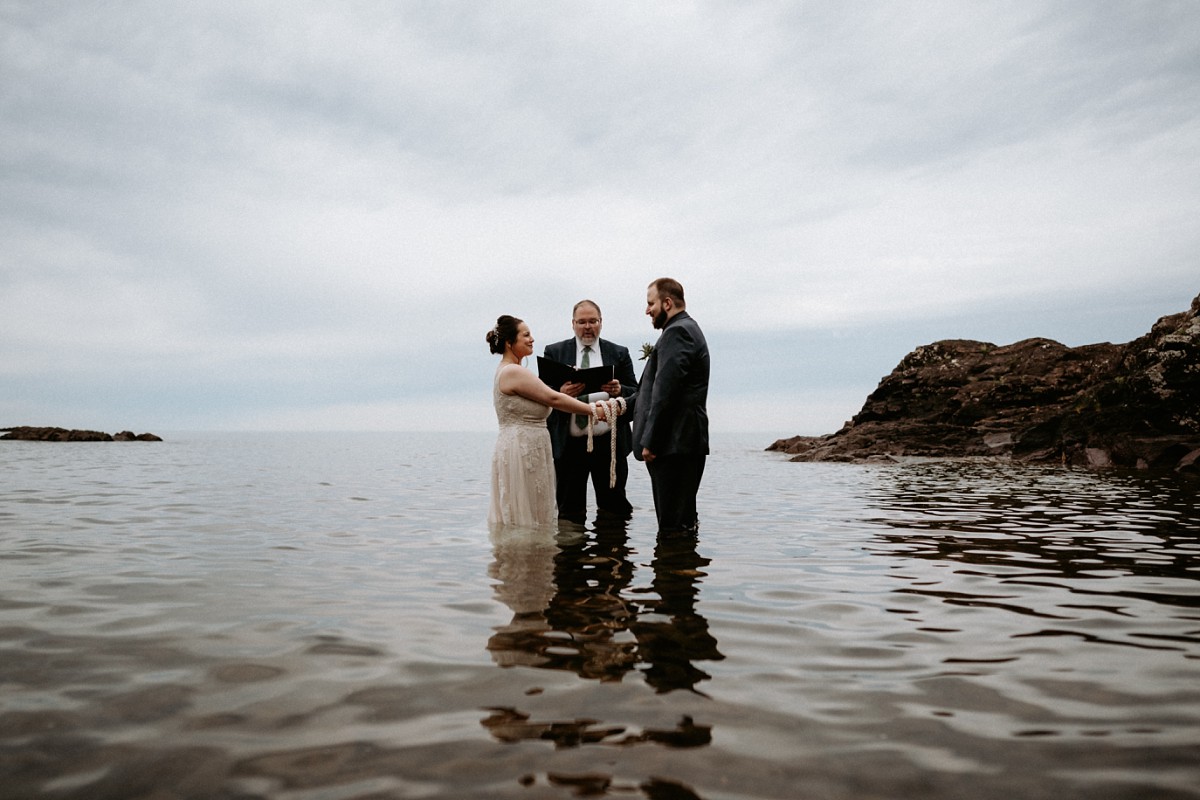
[486,315,523,354]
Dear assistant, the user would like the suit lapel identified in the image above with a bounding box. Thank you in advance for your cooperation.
[641,346,656,388]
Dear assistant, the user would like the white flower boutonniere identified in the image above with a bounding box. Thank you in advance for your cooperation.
[639,342,655,361]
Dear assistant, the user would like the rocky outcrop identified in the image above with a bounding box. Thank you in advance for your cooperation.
[112,430,163,441]
[769,292,1200,473]
[0,426,163,442]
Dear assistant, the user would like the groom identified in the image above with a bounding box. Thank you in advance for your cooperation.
[632,278,710,536]
[543,299,638,522]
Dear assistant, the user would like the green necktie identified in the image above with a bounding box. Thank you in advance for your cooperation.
[575,345,591,429]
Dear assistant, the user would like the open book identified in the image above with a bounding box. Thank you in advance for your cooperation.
[536,356,615,393]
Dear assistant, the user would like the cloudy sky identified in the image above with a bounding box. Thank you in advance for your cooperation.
[2,2,1197,435]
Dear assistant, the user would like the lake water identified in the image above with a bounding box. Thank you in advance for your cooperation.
[1,432,1198,800]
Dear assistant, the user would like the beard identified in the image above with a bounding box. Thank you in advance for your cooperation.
[652,310,669,329]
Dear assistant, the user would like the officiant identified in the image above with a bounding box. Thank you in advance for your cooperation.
[542,299,638,522]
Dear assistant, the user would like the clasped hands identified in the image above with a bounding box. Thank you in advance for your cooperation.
[561,379,624,422]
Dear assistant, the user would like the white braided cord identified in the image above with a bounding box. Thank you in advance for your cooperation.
[586,396,627,488]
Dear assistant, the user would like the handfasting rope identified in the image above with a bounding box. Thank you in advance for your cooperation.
[586,396,628,488]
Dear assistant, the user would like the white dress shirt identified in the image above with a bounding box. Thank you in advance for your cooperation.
[571,338,610,437]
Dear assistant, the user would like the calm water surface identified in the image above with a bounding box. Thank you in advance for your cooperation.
[1,432,1198,799]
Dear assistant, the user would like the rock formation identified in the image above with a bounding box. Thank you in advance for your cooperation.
[0,426,163,442]
[769,292,1199,474]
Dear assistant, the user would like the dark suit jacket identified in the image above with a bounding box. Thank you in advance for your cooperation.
[542,337,638,461]
[632,311,710,460]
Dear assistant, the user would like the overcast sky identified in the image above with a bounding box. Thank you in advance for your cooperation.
[2,2,1197,435]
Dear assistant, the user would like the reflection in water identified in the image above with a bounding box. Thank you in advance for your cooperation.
[484,519,720,779]
[631,533,724,694]
[860,462,1200,650]
[487,521,722,693]
[863,463,1198,576]
[488,520,639,680]
[481,707,711,749]
[9,435,1199,798]
[486,524,566,670]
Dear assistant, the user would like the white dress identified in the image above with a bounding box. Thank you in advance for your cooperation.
[489,367,556,528]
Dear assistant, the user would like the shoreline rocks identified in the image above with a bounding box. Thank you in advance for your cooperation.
[0,426,163,442]
[769,292,1200,474]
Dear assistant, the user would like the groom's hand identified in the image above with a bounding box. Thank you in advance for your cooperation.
[642,447,656,463]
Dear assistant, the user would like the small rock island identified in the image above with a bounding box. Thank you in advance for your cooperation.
[770,292,1199,474]
[0,426,163,442]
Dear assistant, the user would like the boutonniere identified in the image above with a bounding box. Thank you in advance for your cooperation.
[639,342,655,361]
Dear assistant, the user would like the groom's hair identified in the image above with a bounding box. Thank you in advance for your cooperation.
[650,278,685,308]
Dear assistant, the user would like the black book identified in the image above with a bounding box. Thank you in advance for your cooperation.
[536,356,614,393]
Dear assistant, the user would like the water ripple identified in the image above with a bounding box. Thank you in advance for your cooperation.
[1,435,1197,798]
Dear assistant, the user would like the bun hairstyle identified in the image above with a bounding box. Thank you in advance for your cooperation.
[486,315,523,355]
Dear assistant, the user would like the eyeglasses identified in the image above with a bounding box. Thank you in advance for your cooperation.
[573,318,601,326]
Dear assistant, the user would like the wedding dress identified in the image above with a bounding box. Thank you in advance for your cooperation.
[489,367,556,528]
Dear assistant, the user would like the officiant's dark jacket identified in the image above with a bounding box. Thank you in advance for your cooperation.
[542,338,638,461]
[632,311,710,459]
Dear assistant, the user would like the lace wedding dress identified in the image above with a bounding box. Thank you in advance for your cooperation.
[489,367,556,528]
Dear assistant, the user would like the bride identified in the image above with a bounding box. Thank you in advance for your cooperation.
[486,315,612,528]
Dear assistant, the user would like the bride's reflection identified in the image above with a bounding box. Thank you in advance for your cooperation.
[486,524,566,670]
[486,521,722,692]
[487,520,638,679]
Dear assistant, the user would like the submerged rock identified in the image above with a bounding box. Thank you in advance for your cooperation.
[0,426,162,442]
[770,292,1200,472]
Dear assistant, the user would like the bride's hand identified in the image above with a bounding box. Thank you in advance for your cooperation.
[592,401,608,421]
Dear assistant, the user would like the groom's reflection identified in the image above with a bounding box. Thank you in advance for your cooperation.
[487,521,721,692]
[630,533,723,694]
